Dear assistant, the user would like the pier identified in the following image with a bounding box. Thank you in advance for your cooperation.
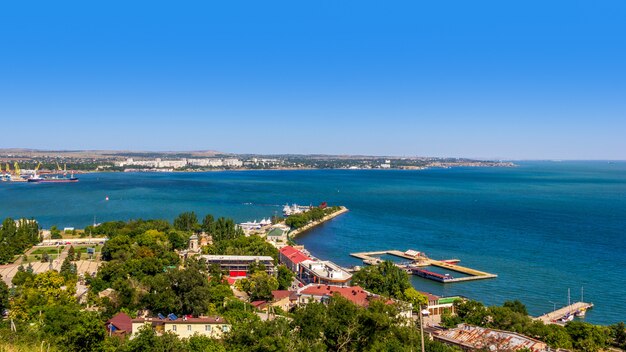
[349,249,497,283]
[536,302,594,325]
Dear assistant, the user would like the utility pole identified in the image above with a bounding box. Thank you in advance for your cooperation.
[419,305,425,352]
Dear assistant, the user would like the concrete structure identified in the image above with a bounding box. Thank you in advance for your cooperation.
[299,259,352,285]
[188,234,199,252]
[432,324,549,352]
[350,249,496,283]
[131,316,230,339]
[535,302,594,325]
[199,255,275,277]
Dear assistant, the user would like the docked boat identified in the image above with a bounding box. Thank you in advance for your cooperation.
[411,268,454,282]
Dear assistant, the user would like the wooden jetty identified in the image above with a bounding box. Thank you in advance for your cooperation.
[535,302,594,324]
[349,249,497,283]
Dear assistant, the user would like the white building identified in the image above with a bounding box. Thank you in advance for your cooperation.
[223,158,243,167]
[187,158,224,167]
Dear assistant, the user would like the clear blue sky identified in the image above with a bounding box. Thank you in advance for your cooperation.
[1,1,624,159]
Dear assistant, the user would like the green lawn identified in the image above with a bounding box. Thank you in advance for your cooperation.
[73,245,103,253]
[30,247,65,255]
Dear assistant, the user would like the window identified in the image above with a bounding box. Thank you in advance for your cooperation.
[187,325,192,331]
[205,325,211,332]
[172,325,177,332]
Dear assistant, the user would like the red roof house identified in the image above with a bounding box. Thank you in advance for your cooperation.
[298,284,372,307]
[279,246,312,272]
[106,312,133,336]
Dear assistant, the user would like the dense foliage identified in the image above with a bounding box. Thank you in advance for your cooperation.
[285,206,341,229]
[352,260,427,308]
[0,217,40,264]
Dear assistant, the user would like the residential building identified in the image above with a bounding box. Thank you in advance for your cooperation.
[426,295,462,317]
[187,158,224,167]
[106,312,133,337]
[222,158,243,167]
[130,315,230,339]
[298,284,372,306]
[270,290,298,311]
[199,255,276,277]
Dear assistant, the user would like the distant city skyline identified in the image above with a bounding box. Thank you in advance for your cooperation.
[1,1,625,159]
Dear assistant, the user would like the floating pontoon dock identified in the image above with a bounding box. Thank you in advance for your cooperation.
[350,249,497,283]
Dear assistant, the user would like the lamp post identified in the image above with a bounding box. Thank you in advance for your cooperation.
[419,305,429,352]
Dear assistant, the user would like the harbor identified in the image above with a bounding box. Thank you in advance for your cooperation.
[350,249,497,283]
[1,161,79,183]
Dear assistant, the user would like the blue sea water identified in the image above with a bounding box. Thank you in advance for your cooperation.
[1,161,625,325]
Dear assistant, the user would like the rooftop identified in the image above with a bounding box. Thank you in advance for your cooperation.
[300,259,352,281]
[299,284,372,307]
[106,312,132,332]
[200,255,274,262]
[434,324,548,352]
[132,315,228,324]
[271,290,296,301]
[279,246,311,264]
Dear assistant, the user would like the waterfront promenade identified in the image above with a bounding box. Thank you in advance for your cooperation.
[289,206,349,238]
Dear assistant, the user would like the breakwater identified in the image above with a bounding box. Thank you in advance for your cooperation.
[289,206,349,238]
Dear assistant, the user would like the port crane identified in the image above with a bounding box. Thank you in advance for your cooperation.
[14,162,21,178]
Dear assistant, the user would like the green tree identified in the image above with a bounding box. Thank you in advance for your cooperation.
[610,322,626,349]
[247,271,279,301]
[277,264,295,290]
[101,234,133,261]
[454,299,488,326]
[67,245,75,261]
[127,325,160,352]
[565,321,611,352]
[403,287,428,311]
[0,274,8,313]
[60,255,77,280]
[503,299,528,315]
[247,261,267,275]
[202,214,215,233]
[173,211,200,232]
[187,335,227,352]
[351,260,411,299]
[50,225,62,239]
[168,230,188,250]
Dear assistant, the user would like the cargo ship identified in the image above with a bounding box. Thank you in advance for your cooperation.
[27,173,79,183]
